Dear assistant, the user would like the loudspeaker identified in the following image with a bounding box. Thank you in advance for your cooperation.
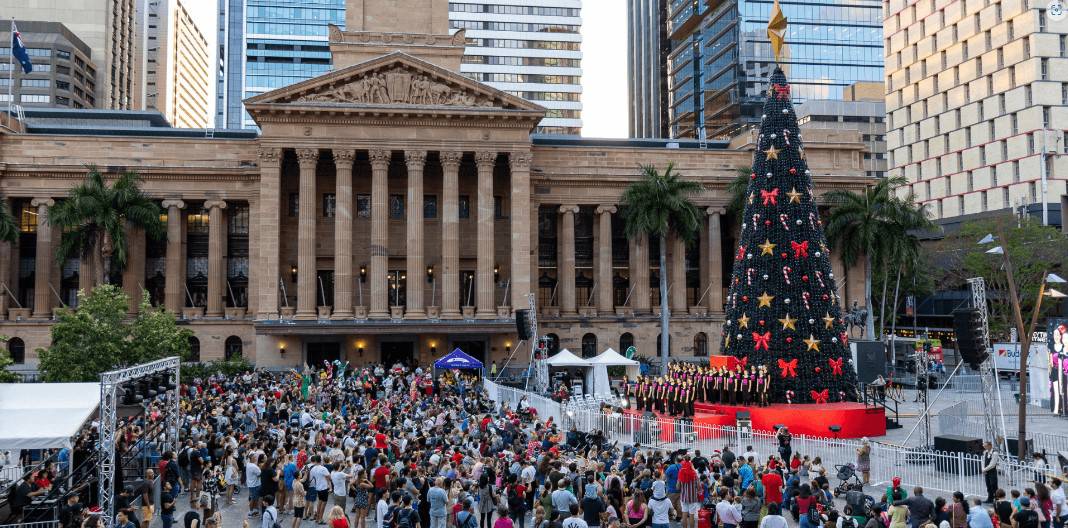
[515,309,533,339]
[934,435,984,475]
[853,340,886,384]
[953,308,990,368]
[1005,438,1034,457]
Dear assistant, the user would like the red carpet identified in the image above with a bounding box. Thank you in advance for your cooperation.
[621,401,885,442]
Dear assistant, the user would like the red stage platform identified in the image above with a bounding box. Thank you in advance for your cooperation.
[622,401,885,442]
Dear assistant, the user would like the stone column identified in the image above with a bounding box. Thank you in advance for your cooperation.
[670,232,687,312]
[31,198,54,318]
[205,199,228,317]
[257,148,281,319]
[595,205,616,314]
[332,149,355,319]
[369,148,391,319]
[405,150,427,319]
[162,199,186,313]
[558,204,579,315]
[475,151,496,318]
[295,148,318,320]
[440,151,462,319]
[122,225,146,314]
[706,208,724,313]
[631,232,651,312]
[510,151,532,312]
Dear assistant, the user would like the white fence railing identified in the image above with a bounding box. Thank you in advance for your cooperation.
[483,379,563,424]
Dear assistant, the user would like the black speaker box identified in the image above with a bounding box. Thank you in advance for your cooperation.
[934,434,984,454]
[1005,438,1034,457]
[853,340,887,384]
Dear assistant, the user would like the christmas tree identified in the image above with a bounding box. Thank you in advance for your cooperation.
[719,67,860,404]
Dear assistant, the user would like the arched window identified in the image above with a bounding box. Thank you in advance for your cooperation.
[7,337,24,364]
[225,336,243,361]
[546,333,560,355]
[187,336,201,363]
[581,333,597,358]
[656,333,671,357]
[694,332,708,357]
[619,333,635,354]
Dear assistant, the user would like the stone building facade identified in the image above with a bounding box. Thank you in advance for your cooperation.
[0,0,872,371]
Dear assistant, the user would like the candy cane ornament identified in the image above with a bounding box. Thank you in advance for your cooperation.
[802,291,811,310]
[752,213,761,230]
[779,213,790,231]
[747,268,754,286]
[815,271,826,289]
[783,265,792,285]
[808,212,818,230]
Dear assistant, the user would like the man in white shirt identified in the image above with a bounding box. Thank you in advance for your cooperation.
[376,493,391,528]
[245,455,262,518]
[308,455,332,523]
[1051,478,1067,528]
[714,489,742,528]
[562,504,588,528]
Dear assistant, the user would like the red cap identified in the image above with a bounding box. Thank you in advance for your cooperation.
[892,476,901,487]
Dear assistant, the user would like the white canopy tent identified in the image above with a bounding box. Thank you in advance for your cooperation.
[0,383,100,450]
[586,348,640,395]
[544,349,592,394]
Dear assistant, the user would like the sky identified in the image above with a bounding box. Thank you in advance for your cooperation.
[184,1,630,138]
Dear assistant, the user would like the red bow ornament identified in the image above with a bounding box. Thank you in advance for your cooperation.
[736,245,747,261]
[772,83,791,100]
[810,389,829,404]
[828,357,844,376]
[777,358,798,378]
[761,188,780,206]
[791,240,809,258]
[753,332,772,351]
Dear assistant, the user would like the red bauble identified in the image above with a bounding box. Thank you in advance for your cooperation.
[815,367,822,373]
[822,294,829,300]
[759,320,765,326]
[742,295,749,302]
[751,172,757,180]
[789,168,797,175]
[802,275,809,282]
[765,220,772,226]
[785,337,793,343]
[781,252,788,259]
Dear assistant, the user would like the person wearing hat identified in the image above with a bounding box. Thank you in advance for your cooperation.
[648,481,675,528]
[1013,497,1040,528]
[886,477,908,505]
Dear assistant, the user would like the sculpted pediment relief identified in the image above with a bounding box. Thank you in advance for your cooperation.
[292,66,495,108]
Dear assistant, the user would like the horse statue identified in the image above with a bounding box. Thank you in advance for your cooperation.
[844,301,868,337]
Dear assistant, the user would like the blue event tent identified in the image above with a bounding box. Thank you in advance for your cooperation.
[433,348,484,370]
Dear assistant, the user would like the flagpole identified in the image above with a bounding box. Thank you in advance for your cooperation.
[7,19,13,119]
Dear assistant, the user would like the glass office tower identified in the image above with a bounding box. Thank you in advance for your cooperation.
[665,0,883,139]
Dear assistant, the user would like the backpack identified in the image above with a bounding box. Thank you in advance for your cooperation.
[397,507,414,528]
[265,509,282,528]
[384,505,399,528]
[841,517,857,528]
[459,512,478,528]
[178,448,190,467]
[806,505,820,526]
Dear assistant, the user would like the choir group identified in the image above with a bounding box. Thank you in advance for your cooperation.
[625,362,772,417]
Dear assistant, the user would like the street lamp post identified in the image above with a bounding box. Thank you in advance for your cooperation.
[982,229,1067,460]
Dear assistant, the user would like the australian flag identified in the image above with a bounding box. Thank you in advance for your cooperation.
[11,22,33,74]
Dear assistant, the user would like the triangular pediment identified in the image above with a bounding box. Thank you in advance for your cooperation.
[244,52,544,114]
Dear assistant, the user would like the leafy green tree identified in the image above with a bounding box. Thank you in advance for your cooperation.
[37,285,190,382]
[825,176,918,338]
[933,215,1068,340]
[0,336,19,383]
[621,163,702,369]
[50,167,165,285]
[0,196,17,244]
[726,167,751,224]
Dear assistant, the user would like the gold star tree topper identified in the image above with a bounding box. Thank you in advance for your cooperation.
[768,0,788,63]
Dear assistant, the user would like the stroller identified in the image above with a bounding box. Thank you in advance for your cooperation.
[832,463,866,497]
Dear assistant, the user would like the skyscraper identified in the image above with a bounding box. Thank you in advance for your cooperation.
[628,0,670,138]
[216,0,582,133]
[630,0,883,140]
[0,21,97,109]
[144,0,213,128]
[885,0,1067,226]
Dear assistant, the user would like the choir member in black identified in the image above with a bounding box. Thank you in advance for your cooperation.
[739,367,752,405]
[758,365,771,407]
[713,367,724,404]
[686,380,697,416]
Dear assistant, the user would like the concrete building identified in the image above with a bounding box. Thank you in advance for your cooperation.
[0,0,871,370]
[797,82,888,180]
[629,0,884,140]
[885,0,1068,226]
[143,0,212,128]
[627,0,670,138]
[0,0,141,110]
[216,0,582,133]
[0,21,97,109]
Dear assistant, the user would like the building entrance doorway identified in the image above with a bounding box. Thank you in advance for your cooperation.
[381,341,414,367]
[451,340,486,365]
[307,342,341,366]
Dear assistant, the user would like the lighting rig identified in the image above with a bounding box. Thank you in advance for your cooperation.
[98,356,181,528]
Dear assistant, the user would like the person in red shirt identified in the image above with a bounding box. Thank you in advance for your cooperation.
[372,456,390,497]
[374,431,388,450]
[761,470,784,507]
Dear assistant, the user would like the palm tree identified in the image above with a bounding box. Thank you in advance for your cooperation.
[621,163,702,370]
[0,198,17,244]
[50,167,165,286]
[879,192,933,336]
[825,175,912,338]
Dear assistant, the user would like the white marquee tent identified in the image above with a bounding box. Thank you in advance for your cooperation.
[586,348,640,395]
[0,382,100,450]
[543,349,591,367]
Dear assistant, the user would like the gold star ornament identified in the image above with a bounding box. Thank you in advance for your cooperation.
[767,0,789,63]
[759,239,776,255]
[764,145,780,160]
[738,313,751,329]
[804,334,821,352]
[778,313,797,331]
[787,187,802,204]
[822,313,835,329]
[757,292,775,308]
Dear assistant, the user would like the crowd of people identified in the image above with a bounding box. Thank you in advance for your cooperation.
[13,360,1068,528]
[627,363,773,417]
